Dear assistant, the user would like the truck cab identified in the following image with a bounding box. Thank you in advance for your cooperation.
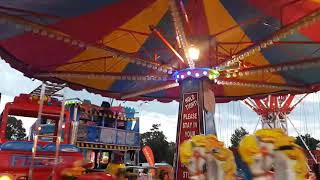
[0,94,83,180]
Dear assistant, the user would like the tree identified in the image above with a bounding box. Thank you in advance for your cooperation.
[167,142,176,165]
[6,116,27,140]
[140,124,175,165]
[230,127,249,148]
[295,134,319,150]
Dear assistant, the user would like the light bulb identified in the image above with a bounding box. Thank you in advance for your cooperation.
[276,67,282,71]
[195,73,200,77]
[40,30,47,36]
[33,29,40,33]
[64,38,70,43]
[71,40,78,45]
[78,42,85,47]
[188,46,200,60]
[48,33,55,38]
[0,175,12,180]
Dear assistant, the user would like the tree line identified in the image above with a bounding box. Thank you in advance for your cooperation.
[139,124,320,165]
[139,124,175,165]
[230,127,320,150]
[4,116,27,140]
[5,117,319,164]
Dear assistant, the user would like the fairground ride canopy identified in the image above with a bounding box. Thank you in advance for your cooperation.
[1,0,320,103]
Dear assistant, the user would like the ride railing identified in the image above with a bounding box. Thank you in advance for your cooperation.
[76,125,140,146]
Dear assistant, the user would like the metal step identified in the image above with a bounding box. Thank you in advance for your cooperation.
[30,81,66,97]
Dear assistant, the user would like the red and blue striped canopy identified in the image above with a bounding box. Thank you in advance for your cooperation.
[1,0,320,102]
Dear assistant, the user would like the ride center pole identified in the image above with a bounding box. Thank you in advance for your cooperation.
[174,78,217,180]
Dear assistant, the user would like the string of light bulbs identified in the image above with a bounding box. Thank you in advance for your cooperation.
[35,72,171,81]
[224,57,320,78]
[169,0,195,68]
[216,79,306,92]
[218,9,320,70]
[0,12,175,74]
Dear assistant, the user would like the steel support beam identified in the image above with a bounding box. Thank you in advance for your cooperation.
[217,78,307,92]
[218,41,320,45]
[150,26,185,64]
[243,94,302,134]
[0,11,175,73]
[261,112,288,134]
[217,7,320,68]
[35,71,171,81]
[289,94,309,112]
[221,57,320,83]
[0,5,62,20]
[280,0,305,26]
[121,82,179,99]
[169,0,194,68]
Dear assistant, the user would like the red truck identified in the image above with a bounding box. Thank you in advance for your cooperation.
[0,94,112,180]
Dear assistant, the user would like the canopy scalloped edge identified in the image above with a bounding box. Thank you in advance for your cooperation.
[2,45,319,103]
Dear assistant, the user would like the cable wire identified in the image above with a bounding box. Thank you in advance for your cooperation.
[288,116,317,164]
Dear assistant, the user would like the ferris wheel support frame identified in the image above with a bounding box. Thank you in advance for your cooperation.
[244,93,319,174]
[261,112,289,134]
[243,94,308,134]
